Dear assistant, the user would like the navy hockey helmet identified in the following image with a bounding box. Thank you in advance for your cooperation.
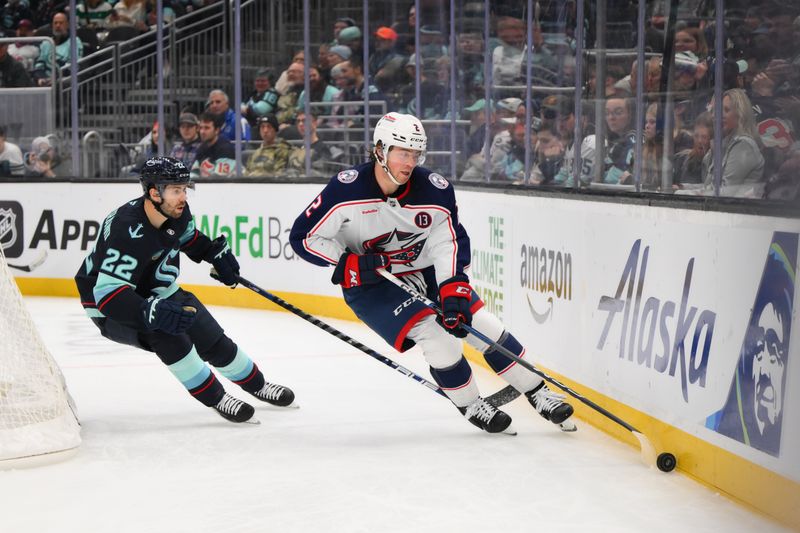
[139,156,192,197]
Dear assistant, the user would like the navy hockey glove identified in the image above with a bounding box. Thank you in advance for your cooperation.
[438,275,473,338]
[206,236,239,286]
[331,252,390,288]
[141,296,197,335]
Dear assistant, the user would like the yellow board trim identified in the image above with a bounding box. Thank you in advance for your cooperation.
[18,277,798,530]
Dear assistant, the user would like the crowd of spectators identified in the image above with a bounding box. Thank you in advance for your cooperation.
[2,0,798,201]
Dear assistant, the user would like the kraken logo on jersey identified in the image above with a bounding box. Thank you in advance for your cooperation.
[363,229,427,265]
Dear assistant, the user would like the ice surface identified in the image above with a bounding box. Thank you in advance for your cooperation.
[0,297,790,533]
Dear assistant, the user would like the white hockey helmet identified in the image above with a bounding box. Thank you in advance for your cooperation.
[373,112,427,165]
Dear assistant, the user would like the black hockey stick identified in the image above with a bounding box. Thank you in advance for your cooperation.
[232,274,519,408]
[7,249,48,273]
[379,269,659,466]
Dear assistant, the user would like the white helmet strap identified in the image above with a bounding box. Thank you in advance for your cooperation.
[377,144,404,187]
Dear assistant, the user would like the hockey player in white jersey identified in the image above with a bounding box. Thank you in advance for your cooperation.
[290,112,574,434]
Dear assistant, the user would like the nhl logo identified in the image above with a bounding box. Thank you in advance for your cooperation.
[0,207,18,251]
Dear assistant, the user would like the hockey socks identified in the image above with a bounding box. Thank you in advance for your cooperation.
[167,346,224,406]
[429,356,479,407]
[482,331,541,393]
[216,347,265,392]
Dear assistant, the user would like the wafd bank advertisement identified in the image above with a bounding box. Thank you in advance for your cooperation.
[1,182,338,297]
[456,190,799,480]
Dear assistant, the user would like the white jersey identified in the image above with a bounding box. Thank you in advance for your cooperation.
[289,162,471,286]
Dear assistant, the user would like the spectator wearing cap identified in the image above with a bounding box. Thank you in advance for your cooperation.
[24,136,59,177]
[242,67,279,127]
[369,26,404,94]
[245,114,291,177]
[419,25,447,59]
[327,44,352,66]
[332,16,355,43]
[0,28,32,87]
[33,12,84,85]
[337,25,362,57]
[0,125,24,176]
[462,99,494,158]
[7,19,38,71]
[287,110,344,178]
[169,112,201,168]
[0,0,32,33]
[207,89,251,142]
[191,111,237,178]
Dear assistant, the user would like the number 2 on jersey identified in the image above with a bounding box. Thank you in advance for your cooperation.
[100,248,138,281]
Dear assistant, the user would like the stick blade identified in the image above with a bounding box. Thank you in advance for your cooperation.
[633,431,657,467]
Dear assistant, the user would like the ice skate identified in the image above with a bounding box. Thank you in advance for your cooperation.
[526,382,574,425]
[249,381,297,408]
[458,397,516,435]
[213,393,258,423]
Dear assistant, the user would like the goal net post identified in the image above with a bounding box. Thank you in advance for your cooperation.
[0,244,81,466]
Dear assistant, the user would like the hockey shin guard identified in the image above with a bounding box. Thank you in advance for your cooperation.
[167,346,224,406]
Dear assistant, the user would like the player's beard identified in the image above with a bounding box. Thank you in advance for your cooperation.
[161,200,185,219]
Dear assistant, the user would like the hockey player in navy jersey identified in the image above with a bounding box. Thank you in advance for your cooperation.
[290,112,574,434]
[76,156,295,424]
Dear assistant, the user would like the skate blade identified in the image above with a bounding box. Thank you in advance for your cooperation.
[558,420,577,432]
[501,424,517,436]
[243,417,261,425]
[262,401,300,410]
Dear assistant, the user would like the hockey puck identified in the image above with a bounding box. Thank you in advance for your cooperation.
[656,452,677,473]
[183,306,197,313]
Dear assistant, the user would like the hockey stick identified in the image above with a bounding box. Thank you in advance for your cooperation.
[378,269,659,466]
[232,274,518,408]
[7,248,48,273]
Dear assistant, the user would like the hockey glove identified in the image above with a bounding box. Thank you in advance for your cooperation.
[331,252,390,288]
[141,296,197,335]
[205,236,240,286]
[438,274,473,338]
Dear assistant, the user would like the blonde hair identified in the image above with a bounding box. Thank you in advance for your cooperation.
[723,88,760,142]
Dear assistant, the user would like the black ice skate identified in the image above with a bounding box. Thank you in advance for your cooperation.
[213,393,257,423]
[458,397,516,435]
[526,382,574,425]
[249,382,296,408]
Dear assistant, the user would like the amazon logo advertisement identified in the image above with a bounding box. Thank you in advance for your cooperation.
[470,216,505,318]
[519,243,573,324]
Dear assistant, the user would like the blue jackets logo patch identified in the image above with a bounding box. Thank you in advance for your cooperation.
[429,173,449,189]
[705,232,797,457]
[337,169,358,183]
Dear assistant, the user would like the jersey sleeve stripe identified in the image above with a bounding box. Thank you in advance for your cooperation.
[180,229,200,249]
[97,285,131,312]
[393,308,436,351]
[302,241,338,264]
[303,199,383,265]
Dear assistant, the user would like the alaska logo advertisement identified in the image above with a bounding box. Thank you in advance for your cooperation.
[596,239,716,403]
[519,244,573,324]
[705,232,797,457]
[0,201,24,258]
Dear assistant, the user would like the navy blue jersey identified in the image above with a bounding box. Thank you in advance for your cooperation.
[75,197,214,328]
[290,162,471,285]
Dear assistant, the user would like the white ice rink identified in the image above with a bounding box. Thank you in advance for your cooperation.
[1,296,792,533]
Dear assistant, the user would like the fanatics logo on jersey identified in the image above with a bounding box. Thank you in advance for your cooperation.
[428,173,449,190]
[337,169,359,184]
